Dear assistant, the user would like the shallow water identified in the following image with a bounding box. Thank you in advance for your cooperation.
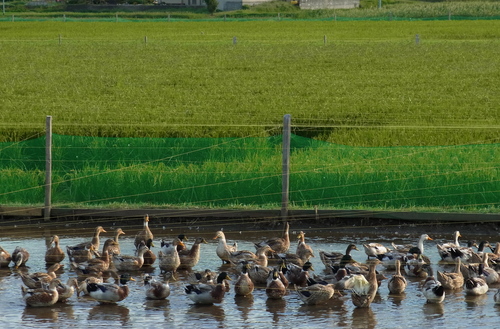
[0,224,499,328]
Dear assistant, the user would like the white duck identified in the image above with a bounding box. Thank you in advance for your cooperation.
[392,234,433,255]
[363,242,390,258]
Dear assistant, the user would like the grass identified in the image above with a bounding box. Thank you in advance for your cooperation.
[0,20,499,147]
[0,17,498,213]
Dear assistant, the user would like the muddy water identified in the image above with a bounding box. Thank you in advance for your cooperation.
[0,224,499,328]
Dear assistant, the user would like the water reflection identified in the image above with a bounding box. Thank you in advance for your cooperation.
[422,302,444,318]
[351,307,377,329]
[144,298,170,311]
[87,304,130,325]
[387,293,406,307]
[22,306,60,322]
[465,294,488,308]
[187,304,225,326]
[234,294,254,321]
[265,297,286,324]
[330,297,350,327]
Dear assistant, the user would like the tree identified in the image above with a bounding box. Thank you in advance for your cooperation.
[204,0,218,15]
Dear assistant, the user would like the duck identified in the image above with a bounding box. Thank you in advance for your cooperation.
[56,277,79,302]
[477,253,500,285]
[112,242,149,272]
[339,244,360,267]
[178,237,207,270]
[404,254,430,278]
[11,246,30,268]
[387,259,407,294]
[213,230,238,264]
[144,274,171,300]
[67,226,107,262]
[229,245,274,267]
[464,277,488,296]
[266,268,287,299]
[486,242,500,267]
[158,238,182,273]
[134,214,153,249]
[188,269,215,285]
[338,244,370,273]
[234,262,254,296]
[391,234,433,255]
[274,252,307,267]
[320,244,360,270]
[103,228,125,256]
[87,273,136,304]
[376,250,408,270]
[176,234,189,252]
[142,238,157,267]
[77,270,120,296]
[21,279,60,307]
[284,261,314,287]
[72,250,111,275]
[438,230,462,250]
[295,277,335,305]
[67,244,96,264]
[296,231,314,263]
[436,231,470,262]
[437,257,464,290]
[346,259,380,308]
[247,263,273,285]
[20,262,62,289]
[255,221,290,254]
[421,276,445,303]
[438,240,481,264]
[363,242,390,258]
[45,235,65,265]
[0,246,11,268]
[184,272,231,305]
[277,260,290,288]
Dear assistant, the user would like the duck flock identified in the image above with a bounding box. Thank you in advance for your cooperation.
[2,215,500,311]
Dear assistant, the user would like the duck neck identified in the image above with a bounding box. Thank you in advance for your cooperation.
[418,236,426,253]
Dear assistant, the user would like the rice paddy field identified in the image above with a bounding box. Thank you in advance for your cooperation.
[0,19,499,212]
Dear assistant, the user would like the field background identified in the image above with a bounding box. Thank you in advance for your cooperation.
[0,19,499,213]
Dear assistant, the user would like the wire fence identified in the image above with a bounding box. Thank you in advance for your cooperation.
[0,131,498,212]
[1,13,500,23]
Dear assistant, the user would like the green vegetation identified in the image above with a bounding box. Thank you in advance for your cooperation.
[0,135,498,212]
[0,17,498,213]
[0,20,499,146]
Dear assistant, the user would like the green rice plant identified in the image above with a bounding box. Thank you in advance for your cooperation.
[288,136,499,209]
[1,20,499,146]
[0,168,45,204]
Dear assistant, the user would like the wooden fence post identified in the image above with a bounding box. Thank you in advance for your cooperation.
[44,116,52,221]
[281,114,291,221]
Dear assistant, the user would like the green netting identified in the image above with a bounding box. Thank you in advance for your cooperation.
[0,134,498,210]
